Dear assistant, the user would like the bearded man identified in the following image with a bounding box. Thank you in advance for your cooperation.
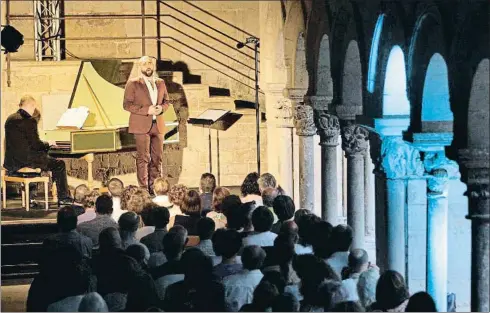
[123,56,170,193]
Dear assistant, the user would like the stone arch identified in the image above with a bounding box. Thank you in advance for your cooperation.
[408,4,449,132]
[467,59,489,148]
[366,4,408,118]
[293,33,308,90]
[341,40,363,109]
[421,53,453,130]
[282,0,307,89]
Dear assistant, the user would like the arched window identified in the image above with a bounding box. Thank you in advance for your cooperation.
[383,46,410,116]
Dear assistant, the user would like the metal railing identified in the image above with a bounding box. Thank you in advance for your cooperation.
[4,0,260,91]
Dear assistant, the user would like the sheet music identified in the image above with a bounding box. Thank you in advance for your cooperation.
[195,109,230,122]
[56,106,90,129]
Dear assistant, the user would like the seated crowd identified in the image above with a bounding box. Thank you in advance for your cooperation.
[28,172,439,312]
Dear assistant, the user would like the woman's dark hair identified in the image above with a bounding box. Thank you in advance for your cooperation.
[240,172,261,197]
[405,291,437,312]
[375,270,410,310]
[251,280,279,311]
[181,190,201,216]
[331,301,365,312]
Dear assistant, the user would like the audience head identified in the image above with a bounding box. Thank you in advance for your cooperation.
[78,292,108,312]
[331,301,365,312]
[294,208,310,224]
[261,187,279,207]
[241,245,266,270]
[85,189,101,209]
[95,194,113,215]
[296,213,321,246]
[99,227,122,251]
[57,206,78,232]
[258,173,277,192]
[375,270,410,311]
[241,172,261,197]
[181,248,214,285]
[163,229,187,260]
[348,249,369,273]
[200,173,216,193]
[140,202,157,226]
[126,244,149,266]
[273,233,296,264]
[19,95,37,115]
[128,189,151,214]
[107,178,124,197]
[219,229,242,259]
[212,186,230,213]
[181,189,201,216]
[197,217,215,240]
[279,220,299,237]
[405,291,437,312]
[153,177,170,196]
[118,211,140,233]
[311,221,334,259]
[74,184,90,205]
[220,194,242,216]
[272,292,300,312]
[168,184,188,207]
[121,185,139,211]
[151,206,170,229]
[331,224,353,253]
[252,280,279,311]
[293,254,340,283]
[252,206,274,233]
[320,280,348,310]
[357,267,380,309]
[272,195,295,222]
[225,200,252,230]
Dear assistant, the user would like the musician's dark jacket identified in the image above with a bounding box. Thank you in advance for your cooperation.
[3,109,50,172]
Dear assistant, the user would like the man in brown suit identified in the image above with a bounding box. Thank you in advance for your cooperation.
[123,56,170,192]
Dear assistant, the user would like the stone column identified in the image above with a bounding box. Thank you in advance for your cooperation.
[459,148,490,312]
[287,89,316,211]
[341,124,369,249]
[364,142,376,236]
[313,109,340,224]
[379,136,425,277]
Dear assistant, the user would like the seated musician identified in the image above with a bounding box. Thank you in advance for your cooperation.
[3,95,73,205]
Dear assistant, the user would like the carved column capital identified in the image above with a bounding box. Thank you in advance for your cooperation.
[313,110,340,146]
[305,95,332,110]
[341,124,369,157]
[293,104,316,136]
[273,98,294,128]
[427,168,449,196]
[377,136,425,179]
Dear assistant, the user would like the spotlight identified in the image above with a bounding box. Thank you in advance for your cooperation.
[1,25,24,53]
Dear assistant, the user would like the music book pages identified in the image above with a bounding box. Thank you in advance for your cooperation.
[195,109,230,122]
[56,106,90,129]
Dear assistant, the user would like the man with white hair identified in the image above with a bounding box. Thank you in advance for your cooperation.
[123,56,171,193]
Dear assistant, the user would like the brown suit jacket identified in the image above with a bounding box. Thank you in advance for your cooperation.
[123,77,170,134]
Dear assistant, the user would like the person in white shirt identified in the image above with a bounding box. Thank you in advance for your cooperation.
[152,177,172,207]
[341,248,370,301]
[107,177,126,222]
[243,206,277,247]
[326,224,353,278]
[166,184,187,224]
[240,172,263,208]
[223,245,266,311]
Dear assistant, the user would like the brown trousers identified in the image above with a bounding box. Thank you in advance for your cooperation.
[134,122,164,191]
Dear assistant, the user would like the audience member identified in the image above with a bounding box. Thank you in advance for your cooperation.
[42,206,93,260]
[151,230,186,282]
[223,245,266,311]
[127,244,150,269]
[269,234,301,295]
[125,270,161,312]
[207,186,230,229]
[167,184,187,218]
[152,177,172,207]
[261,187,279,223]
[195,217,216,256]
[371,270,410,312]
[141,206,170,253]
[239,280,278,312]
[240,172,263,207]
[77,194,117,248]
[213,229,244,279]
[118,212,150,259]
[163,248,225,312]
[331,301,365,312]
[77,189,101,224]
[258,173,277,193]
[72,184,90,216]
[78,292,109,312]
[271,195,295,234]
[169,189,202,235]
[326,224,353,277]
[120,185,139,212]
[200,172,216,215]
[127,188,152,215]
[107,178,126,222]
[136,202,157,240]
[294,210,316,254]
[341,248,370,301]
[243,206,277,247]
[272,292,300,312]
[405,291,437,312]
[147,225,188,268]
[357,267,380,310]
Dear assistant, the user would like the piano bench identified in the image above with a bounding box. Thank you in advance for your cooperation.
[2,168,50,211]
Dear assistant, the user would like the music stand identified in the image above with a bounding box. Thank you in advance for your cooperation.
[188,109,243,185]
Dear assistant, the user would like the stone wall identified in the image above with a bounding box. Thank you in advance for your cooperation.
[5,0,260,104]
[1,60,267,189]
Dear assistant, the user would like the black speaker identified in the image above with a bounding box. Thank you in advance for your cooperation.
[1,25,24,53]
